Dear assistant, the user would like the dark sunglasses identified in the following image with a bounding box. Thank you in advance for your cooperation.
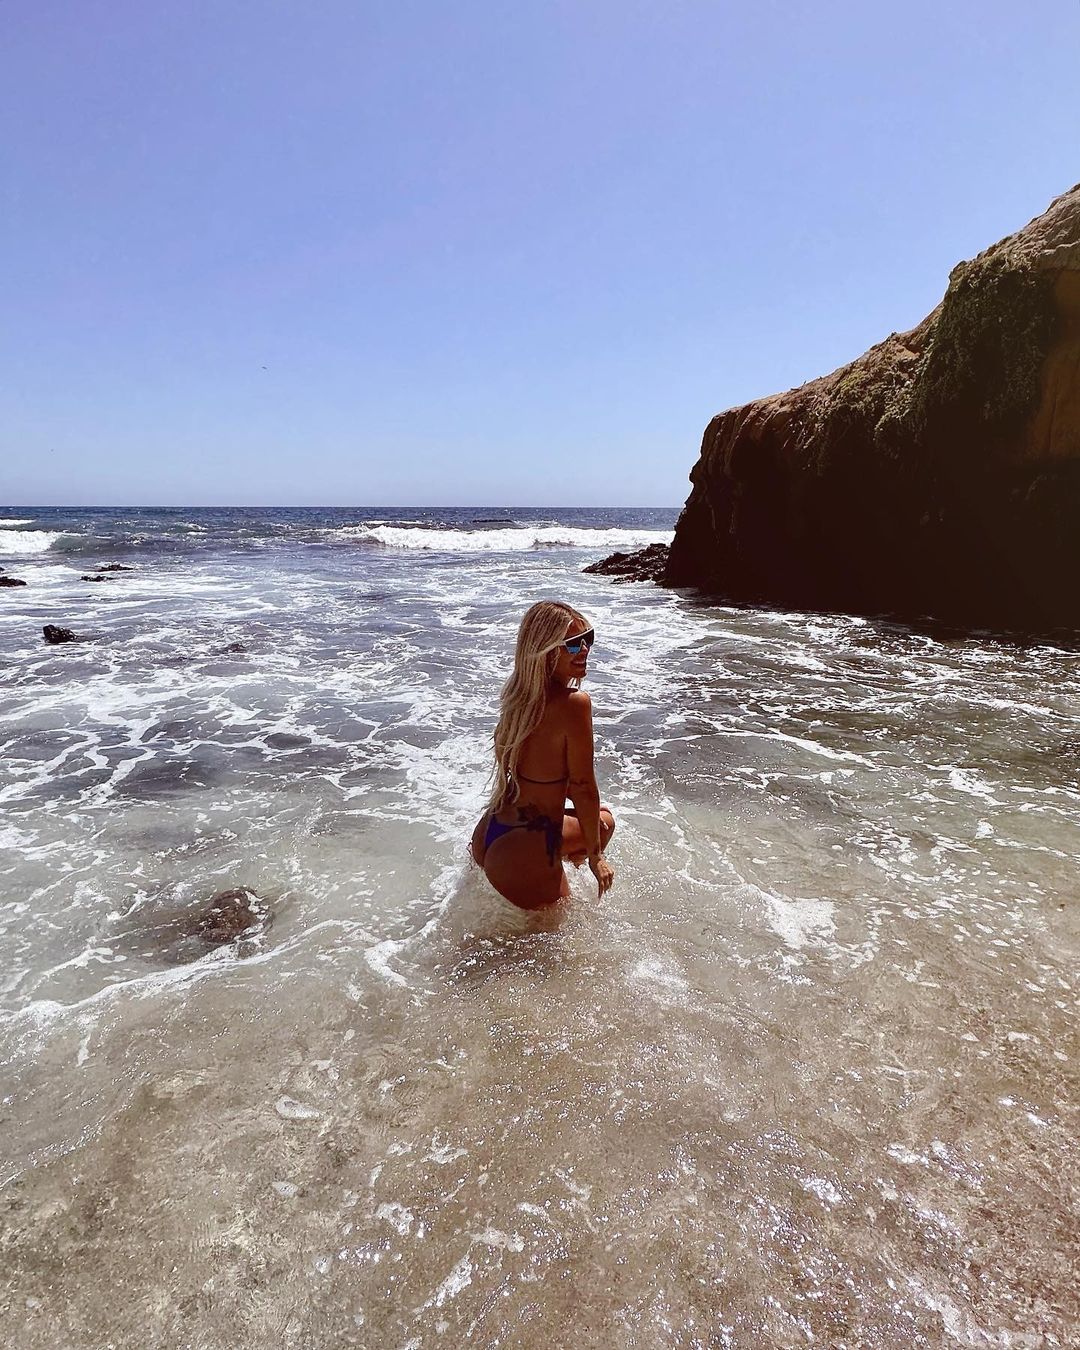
[563,628,595,655]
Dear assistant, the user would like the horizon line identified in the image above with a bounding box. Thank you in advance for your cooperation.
[2,503,684,512]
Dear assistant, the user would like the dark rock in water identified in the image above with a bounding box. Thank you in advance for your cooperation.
[666,182,1080,633]
[0,576,27,587]
[216,641,248,654]
[110,884,273,966]
[115,756,216,799]
[80,574,114,583]
[98,563,134,571]
[187,888,266,946]
[265,731,311,749]
[43,624,79,644]
[583,542,670,582]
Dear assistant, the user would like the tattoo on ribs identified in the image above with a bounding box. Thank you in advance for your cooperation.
[515,805,562,865]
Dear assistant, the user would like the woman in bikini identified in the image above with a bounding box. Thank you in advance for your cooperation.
[470,600,615,909]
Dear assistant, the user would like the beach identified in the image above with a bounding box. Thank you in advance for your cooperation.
[1,506,1077,1347]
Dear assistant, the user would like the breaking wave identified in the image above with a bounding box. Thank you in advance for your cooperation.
[0,528,65,556]
[340,524,673,552]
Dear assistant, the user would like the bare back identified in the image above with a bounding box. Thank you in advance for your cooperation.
[511,687,576,801]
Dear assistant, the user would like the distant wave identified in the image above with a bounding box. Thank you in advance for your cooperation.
[46,533,115,554]
[37,531,199,555]
[0,528,64,556]
[337,525,674,553]
[0,513,676,559]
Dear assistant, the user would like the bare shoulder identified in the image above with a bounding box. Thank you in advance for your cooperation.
[546,686,592,731]
[564,688,596,780]
[561,688,593,731]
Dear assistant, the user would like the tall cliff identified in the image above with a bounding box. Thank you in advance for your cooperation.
[665,183,1080,632]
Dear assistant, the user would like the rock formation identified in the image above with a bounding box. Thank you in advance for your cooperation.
[43,624,79,644]
[105,885,272,967]
[1,576,28,587]
[583,542,669,583]
[660,182,1080,632]
[187,888,266,945]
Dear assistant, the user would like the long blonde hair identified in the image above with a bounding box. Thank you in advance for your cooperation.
[486,600,587,814]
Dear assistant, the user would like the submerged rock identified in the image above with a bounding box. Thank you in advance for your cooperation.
[0,576,27,587]
[665,182,1080,632]
[107,883,272,967]
[98,563,134,572]
[583,542,669,582]
[43,624,79,644]
[187,887,267,946]
[80,574,115,583]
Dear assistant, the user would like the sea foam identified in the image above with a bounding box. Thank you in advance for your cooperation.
[339,524,673,552]
[0,528,63,555]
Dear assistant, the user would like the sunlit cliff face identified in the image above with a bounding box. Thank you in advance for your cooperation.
[552,616,593,686]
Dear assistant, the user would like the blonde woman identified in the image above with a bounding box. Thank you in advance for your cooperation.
[470,601,616,910]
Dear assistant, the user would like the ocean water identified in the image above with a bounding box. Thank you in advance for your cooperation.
[1,506,1077,1348]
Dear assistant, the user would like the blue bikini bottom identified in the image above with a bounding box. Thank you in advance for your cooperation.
[483,811,562,866]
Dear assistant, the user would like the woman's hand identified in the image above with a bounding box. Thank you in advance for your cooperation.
[589,853,614,897]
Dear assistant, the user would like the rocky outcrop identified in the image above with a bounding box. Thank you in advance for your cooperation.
[187,888,266,945]
[665,183,1080,632]
[43,624,79,644]
[583,542,669,582]
[0,576,27,587]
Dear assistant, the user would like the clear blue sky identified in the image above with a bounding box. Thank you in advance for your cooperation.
[3,1,1079,507]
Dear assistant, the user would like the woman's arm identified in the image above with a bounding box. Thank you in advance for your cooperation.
[566,691,601,853]
[565,691,614,895]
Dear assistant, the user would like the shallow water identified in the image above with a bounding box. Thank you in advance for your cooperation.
[1,508,1077,1347]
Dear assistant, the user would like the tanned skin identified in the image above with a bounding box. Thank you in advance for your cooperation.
[471,617,615,908]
